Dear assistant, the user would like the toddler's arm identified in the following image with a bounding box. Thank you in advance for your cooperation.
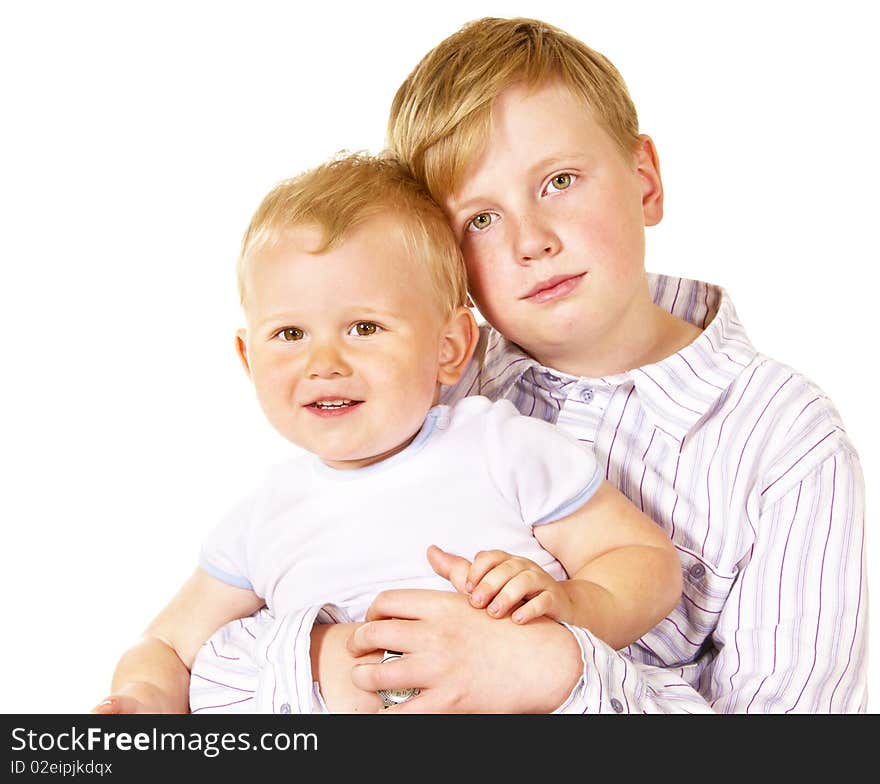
[92,568,264,714]
[537,480,681,648]
[444,481,681,650]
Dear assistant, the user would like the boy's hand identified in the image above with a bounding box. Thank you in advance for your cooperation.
[427,545,570,624]
[90,694,152,714]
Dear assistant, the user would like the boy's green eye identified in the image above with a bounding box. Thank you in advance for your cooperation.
[550,173,573,190]
[469,213,493,231]
[278,327,304,341]
[350,322,379,336]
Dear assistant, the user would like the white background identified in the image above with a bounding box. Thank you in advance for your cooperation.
[1,0,876,713]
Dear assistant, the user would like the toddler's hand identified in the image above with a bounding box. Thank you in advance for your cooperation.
[464,549,572,624]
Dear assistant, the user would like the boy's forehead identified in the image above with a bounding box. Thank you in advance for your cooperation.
[447,80,612,204]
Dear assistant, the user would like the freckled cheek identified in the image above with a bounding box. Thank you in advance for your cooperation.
[574,213,643,280]
[464,252,510,311]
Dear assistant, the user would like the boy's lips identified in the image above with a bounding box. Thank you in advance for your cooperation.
[521,272,586,304]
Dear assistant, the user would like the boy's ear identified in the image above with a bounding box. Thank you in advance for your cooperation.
[635,134,664,226]
[235,328,253,378]
[437,306,480,386]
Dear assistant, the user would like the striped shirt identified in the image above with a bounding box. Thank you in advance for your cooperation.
[439,273,867,713]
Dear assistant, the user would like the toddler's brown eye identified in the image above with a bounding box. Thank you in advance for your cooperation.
[469,213,493,230]
[353,322,378,336]
[279,328,304,341]
[552,173,572,190]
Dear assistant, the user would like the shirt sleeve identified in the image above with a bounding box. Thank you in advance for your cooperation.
[482,399,604,526]
[554,448,868,713]
[198,490,260,591]
[190,603,349,714]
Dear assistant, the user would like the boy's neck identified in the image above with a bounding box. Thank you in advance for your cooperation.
[534,296,703,379]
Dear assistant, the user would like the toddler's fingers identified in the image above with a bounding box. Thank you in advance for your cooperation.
[484,570,542,618]
[511,591,554,624]
[466,550,515,598]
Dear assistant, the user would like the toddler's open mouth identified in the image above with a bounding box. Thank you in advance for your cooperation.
[305,399,365,415]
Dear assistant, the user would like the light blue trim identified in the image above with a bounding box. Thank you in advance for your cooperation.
[198,558,254,591]
[311,404,449,480]
[533,467,604,526]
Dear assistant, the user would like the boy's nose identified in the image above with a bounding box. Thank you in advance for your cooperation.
[306,342,351,379]
[515,214,561,264]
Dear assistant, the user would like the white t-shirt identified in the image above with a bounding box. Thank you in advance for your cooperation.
[199,395,603,622]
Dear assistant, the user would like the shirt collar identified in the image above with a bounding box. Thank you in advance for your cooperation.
[482,274,758,443]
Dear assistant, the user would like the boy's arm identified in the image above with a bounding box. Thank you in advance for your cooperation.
[93,568,264,714]
[529,480,682,649]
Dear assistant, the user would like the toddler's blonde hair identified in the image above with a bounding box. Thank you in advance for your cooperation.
[238,152,469,315]
[387,16,640,200]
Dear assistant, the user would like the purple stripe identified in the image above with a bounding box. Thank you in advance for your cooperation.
[264,617,285,712]
[620,664,630,713]
[464,370,480,397]
[746,482,801,713]
[665,615,702,648]
[727,543,754,697]
[190,673,255,693]
[654,423,683,443]
[605,386,635,480]
[678,353,726,391]
[760,431,837,496]
[786,458,836,713]
[702,331,749,367]
[680,590,723,616]
[484,356,531,388]
[638,430,656,513]
[670,278,682,314]
[669,448,682,541]
[702,365,760,554]
[829,491,864,709]
[290,610,313,712]
[702,284,711,329]
[636,638,662,662]
[787,397,820,433]
[635,368,704,415]
[210,641,240,661]
[191,696,254,713]
[733,375,793,494]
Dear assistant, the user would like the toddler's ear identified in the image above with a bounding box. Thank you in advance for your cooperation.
[235,329,253,378]
[437,306,479,386]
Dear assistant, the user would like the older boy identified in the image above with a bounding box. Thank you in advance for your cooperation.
[93,152,681,714]
[327,17,866,713]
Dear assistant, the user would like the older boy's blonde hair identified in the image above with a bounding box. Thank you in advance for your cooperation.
[387,16,640,200]
[238,152,469,315]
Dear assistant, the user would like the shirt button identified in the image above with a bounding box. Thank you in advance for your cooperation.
[610,698,624,713]
[689,564,706,580]
[279,703,291,714]
[544,371,559,382]
[580,388,594,403]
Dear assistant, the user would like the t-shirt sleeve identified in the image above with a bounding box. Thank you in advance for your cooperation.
[483,399,603,526]
[198,490,259,591]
